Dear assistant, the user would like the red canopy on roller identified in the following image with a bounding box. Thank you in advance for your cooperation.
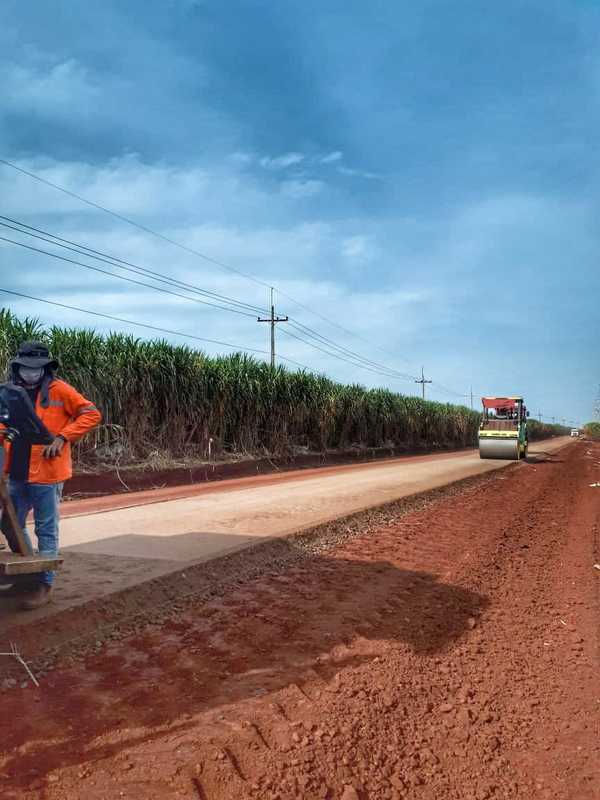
[481,397,517,409]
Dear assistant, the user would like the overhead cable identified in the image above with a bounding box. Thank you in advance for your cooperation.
[279,326,417,382]
[0,158,271,289]
[0,215,268,315]
[0,286,325,374]
[0,235,260,319]
[0,158,478,398]
[0,287,269,354]
[286,319,418,381]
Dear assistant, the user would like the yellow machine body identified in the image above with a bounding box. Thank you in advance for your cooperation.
[478,396,528,461]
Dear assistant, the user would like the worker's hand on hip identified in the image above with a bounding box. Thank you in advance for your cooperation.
[43,436,66,459]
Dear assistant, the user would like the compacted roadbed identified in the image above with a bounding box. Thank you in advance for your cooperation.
[0,439,598,799]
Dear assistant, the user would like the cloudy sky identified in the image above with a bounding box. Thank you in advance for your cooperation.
[1,1,598,424]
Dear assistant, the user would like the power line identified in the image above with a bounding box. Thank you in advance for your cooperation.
[431,382,469,398]
[278,291,452,390]
[280,327,403,378]
[4,220,409,381]
[0,160,430,377]
[0,287,381,377]
[5,212,423,381]
[0,215,268,315]
[427,383,470,400]
[3,217,426,384]
[0,286,319,374]
[0,223,457,391]
[0,158,271,289]
[415,366,432,400]
[0,233,462,389]
[4,214,413,381]
[0,214,423,382]
[283,306,480,404]
[0,159,478,399]
[276,353,315,372]
[287,318,419,381]
[279,326,419,382]
[0,287,269,355]
[0,234,260,319]
[0,286,500,404]
[277,287,416,368]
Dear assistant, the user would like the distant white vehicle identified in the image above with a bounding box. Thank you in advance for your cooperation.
[570,428,579,438]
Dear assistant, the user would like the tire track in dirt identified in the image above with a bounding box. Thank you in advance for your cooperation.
[0,442,598,800]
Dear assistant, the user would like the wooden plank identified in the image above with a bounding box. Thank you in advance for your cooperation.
[0,476,34,556]
[0,552,63,576]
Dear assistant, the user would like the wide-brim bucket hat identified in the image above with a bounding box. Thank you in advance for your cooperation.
[11,341,59,370]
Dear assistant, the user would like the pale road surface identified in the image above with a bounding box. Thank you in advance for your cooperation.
[60,439,569,563]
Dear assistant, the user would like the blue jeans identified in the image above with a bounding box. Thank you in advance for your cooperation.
[8,480,63,586]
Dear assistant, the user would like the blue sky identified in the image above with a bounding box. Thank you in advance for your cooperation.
[0,0,598,424]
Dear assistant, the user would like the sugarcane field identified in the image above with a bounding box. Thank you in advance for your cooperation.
[1,5,599,800]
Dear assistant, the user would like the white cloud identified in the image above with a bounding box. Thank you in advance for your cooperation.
[259,152,305,169]
[341,235,376,262]
[228,151,254,166]
[11,155,589,406]
[337,166,383,180]
[3,59,100,114]
[279,179,324,199]
[319,151,343,164]
[0,155,270,219]
[0,153,429,387]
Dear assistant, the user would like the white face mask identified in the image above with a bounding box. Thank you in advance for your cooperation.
[18,366,44,386]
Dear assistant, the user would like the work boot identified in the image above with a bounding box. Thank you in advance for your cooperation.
[20,584,53,610]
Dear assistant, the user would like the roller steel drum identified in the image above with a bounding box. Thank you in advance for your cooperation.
[478,436,520,460]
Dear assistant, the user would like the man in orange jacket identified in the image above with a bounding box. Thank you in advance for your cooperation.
[2,341,102,609]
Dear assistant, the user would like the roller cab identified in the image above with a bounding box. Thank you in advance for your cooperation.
[478,396,528,460]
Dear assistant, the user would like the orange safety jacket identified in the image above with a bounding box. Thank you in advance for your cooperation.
[2,379,102,484]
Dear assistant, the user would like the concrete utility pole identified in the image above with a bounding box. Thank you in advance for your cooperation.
[470,386,474,410]
[538,411,542,422]
[415,366,432,400]
[258,288,288,368]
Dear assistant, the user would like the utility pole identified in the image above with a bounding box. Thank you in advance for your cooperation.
[257,287,288,368]
[415,366,432,400]
[552,416,556,424]
[537,411,542,422]
[470,386,474,410]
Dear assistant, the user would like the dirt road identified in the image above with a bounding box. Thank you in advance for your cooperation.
[1,439,598,799]
[57,448,538,559]
[0,439,569,642]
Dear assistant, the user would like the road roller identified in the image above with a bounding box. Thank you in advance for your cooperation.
[478,396,529,460]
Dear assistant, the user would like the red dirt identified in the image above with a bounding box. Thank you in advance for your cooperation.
[1,441,598,800]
